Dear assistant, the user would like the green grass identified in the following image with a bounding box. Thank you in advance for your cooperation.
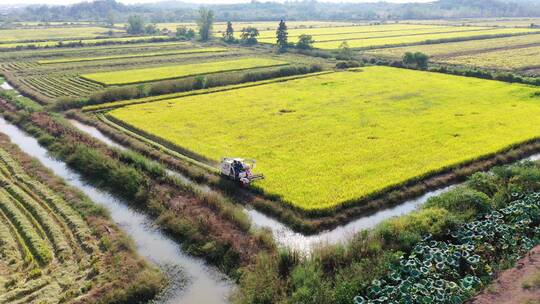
[37,47,228,64]
[82,57,289,85]
[109,66,540,211]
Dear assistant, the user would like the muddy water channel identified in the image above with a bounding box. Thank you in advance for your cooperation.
[0,116,232,304]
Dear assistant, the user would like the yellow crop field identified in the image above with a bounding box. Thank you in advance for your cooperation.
[0,35,169,49]
[152,21,357,32]
[365,34,540,58]
[38,47,228,64]
[108,66,540,211]
[82,57,288,85]
[311,27,540,49]
[0,27,123,42]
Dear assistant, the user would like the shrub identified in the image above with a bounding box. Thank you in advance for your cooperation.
[424,187,491,221]
[335,61,362,69]
[467,172,499,197]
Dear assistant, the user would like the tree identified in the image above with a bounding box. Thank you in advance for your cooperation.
[176,26,195,40]
[223,21,235,43]
[413,52,429,69]
[338,41,353,59]
[197,7,214,42]
[127,15,144,35]
[296,34,314,50]
[144,24,159,35]
[276,19,288,52]
[240,27,259,45]
[402,52,429,69]
[106,10,115,27]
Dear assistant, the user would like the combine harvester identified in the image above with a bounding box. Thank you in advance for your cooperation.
[220,157,264,186]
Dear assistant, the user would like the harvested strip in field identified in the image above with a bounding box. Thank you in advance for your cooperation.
[109,66,540,211]
[0,137,162,304]
[365,34,540,58]
[312,28,540,49]
[82,57,288,85]
[37,47,228,64]
[442,45,540,70]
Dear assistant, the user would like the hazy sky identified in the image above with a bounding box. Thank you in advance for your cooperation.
[3,0,433,5]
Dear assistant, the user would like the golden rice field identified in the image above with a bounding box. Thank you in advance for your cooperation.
[0,27,123,42]
[311,27,540,49]
[0,35,169,49]
[82,57,288,85]
[442,45,540,70]
[0,142,157,303]
[108,66,540,210]
[37,47,228,64]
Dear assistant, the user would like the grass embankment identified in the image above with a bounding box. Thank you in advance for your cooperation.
[81,57,289,85]
[235,160,540,304]
[108,66,540,211]
[0,36,170,50]
[0,133,164,304]
[37,47,228,64]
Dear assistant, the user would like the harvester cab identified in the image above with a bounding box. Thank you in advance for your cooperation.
[220,157,264,186]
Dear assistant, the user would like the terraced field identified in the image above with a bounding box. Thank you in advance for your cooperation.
[153,20,358,33]
[0,138,158,303]
[82,57,289,85]
[108,66,540,211]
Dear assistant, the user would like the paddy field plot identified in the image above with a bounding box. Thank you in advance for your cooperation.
[366,34,540,58]
[0,35,168,49]
[0,27,123,42]
[109,66,540,211]
[311,27,540,49]
[441,45,540,70]
[37,47,228,64]
[82,57,289,85]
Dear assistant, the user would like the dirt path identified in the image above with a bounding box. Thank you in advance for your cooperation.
[469,246,540,304]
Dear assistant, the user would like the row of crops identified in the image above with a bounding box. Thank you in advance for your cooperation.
[355,192,540,303]
[19,75,103,98]
[0,146,100,303]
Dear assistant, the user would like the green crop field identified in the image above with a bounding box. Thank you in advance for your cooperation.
[109,66,540,211]
[0,27,123,42]
[312,27,540,49]
[82,57,289,85]
[365,34,540,58]
[37,47,228,64]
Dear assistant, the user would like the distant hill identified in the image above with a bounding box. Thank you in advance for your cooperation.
[2,0,540,23]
